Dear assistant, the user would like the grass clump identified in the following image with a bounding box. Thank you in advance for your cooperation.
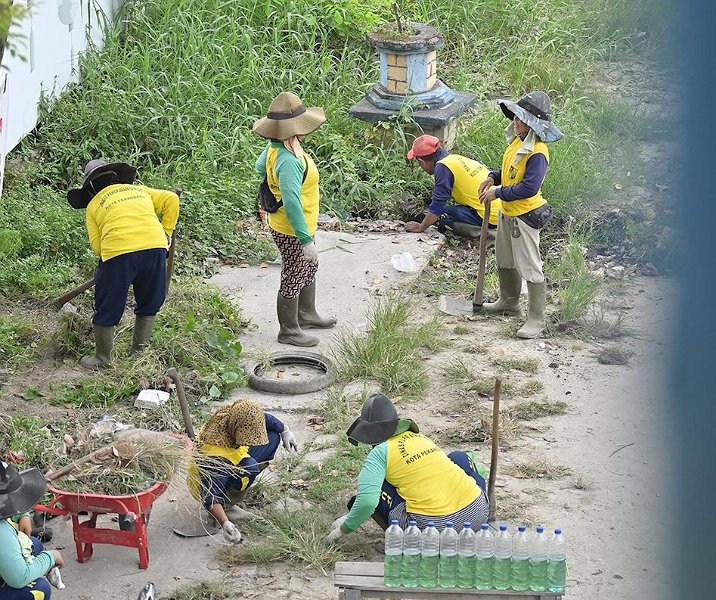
[0,414,53,467]
[572,474,594,490]
[597,345,632,365]
[453,324,471,335]
[509,399,567,420]
[333,296,447,397]
[492,356,540,374]
[517,379,544,397]
[0,315,39,369]
[167,580,233,600]
[510,459,573,480]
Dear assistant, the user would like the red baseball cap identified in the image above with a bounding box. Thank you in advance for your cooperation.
[406,135,441,160]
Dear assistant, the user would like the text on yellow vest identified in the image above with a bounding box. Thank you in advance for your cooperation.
[436,154,501,226]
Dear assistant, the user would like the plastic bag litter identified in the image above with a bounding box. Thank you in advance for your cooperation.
[89,414,133,437]
[390,252,419,273]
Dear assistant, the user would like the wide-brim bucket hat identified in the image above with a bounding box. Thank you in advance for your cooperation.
[346,393,419,446]
[253,92,326,141]
[67,159,137,209]
[497,91,563,143]
[0,462,47,519]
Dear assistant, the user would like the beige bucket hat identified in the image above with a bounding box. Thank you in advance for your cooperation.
[253,92,326,140]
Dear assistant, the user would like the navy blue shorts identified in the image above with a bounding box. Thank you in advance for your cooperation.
[93,248,167,326]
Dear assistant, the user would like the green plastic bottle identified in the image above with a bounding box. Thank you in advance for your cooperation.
[438,521,458,588]
[457,521,476,588]
[384,520,403,587]
[493,522,513,590]
[547,528,567,593]
[418,522,440,587]
[401,520,422,588]
[510,524,530,591]
[529,525,549,592]
[474,523,494,590]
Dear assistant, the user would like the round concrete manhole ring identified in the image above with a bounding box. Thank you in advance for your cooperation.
[244,351,334,395]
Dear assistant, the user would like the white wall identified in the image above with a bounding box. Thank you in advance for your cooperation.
[2,0,124,152]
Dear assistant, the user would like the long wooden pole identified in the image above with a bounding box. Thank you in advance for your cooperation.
[166,368,195,441]
[472,197,492,310]
[487,377,501,522]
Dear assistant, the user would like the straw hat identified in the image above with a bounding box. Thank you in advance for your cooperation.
[497,91,563,143]
[252,92,326,140]
[67,159,137,209]
[0,462,47,520]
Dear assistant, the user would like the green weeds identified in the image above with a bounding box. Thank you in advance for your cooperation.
[509,399,568,420]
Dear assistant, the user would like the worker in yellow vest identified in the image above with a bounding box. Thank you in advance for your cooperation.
[404,135,501,240]
[479,91,563,339]
[325,394,488,542]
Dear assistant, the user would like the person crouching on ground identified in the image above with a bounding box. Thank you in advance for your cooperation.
[187,400,298,543]
[325,394,488,542]
[478,91,562,339]
[67,160,180,368]
[404,135,501,240]
[253,91,336,347]
[0,462,64,600]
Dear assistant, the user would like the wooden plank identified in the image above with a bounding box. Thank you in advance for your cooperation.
[335,561,384,576]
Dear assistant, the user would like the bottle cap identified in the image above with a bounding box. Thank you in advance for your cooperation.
[463,521,472,528]
[499,522,507,531]
[536,525,544,533]
[445,521,454,528]
[427,521,435,527]
[391,519,399,525]
[555,528,562,534]
[481,523,489,530]
[409,520,417,526]
[518,524,526,531]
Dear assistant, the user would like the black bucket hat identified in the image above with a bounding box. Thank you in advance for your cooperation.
[0,462,47,520]
[497,91,563,143]
[67,159,137,209]
[346,393,418,446]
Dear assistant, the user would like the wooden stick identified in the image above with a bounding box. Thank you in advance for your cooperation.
[487,377,501,522]
[45,445,118,482]
[472,197,492,309]
[166,368,195,441]
[52,277,95,310]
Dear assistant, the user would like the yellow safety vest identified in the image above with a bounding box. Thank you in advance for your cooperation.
[436,154,501,226]
[386,431,480,516]
[499,138,549,217]
[186,439,250,502]
[266,146,320,237]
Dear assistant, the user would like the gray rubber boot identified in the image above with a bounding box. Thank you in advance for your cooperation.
[130,315,156,353]
[80,325,114,369]
[277,293,319,347]
[298,282,337,329]
[516,281,546,339]
[450,221,482,239]
[482,268,522,315]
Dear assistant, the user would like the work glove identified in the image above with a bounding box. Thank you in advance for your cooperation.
[331,514,348,530]
[222,521,242,544]
[280,428,298,452]
[326,526,345,543]
[47,567,65,590]
[302,241,319,264]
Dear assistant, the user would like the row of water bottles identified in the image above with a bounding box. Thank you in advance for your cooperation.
[384,519,566,592]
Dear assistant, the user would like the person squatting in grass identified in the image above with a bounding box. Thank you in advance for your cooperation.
[66,160,180,368]
[186,400,299,544]
[253,91,337,348]
[0,462,64,600]
[404,134,502,241]
[325,394,489,543]
[478,91,563,339]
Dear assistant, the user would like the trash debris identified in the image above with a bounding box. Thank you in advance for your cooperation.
[391,252,419,272]
[89,414,133,437]
[134,389,170,411]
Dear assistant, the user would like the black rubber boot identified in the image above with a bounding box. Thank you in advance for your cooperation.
[80,325,114,369]
[298,282,337,329]
[481,268,522,315]
[130,315,156,353]
[277,293,319,347]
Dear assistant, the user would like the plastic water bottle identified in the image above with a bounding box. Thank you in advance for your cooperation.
[510,524,530,591]
[418,522,440,588]
[457,521,476,588]
[401,520,422,588]
[529,524,549,592]
[438,521,459,588]
[384,520,403,587]
[474,523,494,590]
[547,528,567,593]
[493,522,513,590]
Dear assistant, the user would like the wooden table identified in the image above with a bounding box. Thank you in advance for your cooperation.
[334,562,565,600]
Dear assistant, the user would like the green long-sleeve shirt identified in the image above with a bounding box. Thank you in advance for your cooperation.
[343,420,414,532]
[255,142,313,245]
[0,518,55,588]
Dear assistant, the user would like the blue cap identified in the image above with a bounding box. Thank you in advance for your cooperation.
[409,520,417,526]
[391,519,399,525]
[536,525,544,533]
[555,528,562,534]
[518,524,526,531]
[427,521,435,527]
[499,523,507,531]
[463,521,472,527]
[481,523,489,530]
[445,521,454,528]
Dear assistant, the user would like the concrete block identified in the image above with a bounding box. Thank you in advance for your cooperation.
[426,73,437,90]
[387,53,406,67]
[386,64,407,82]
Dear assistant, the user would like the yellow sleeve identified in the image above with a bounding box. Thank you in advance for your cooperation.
[86,204,101,256]
[144,187,180,236]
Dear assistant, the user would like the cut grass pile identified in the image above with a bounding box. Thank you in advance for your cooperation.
[509,399,568,420]
[510,459,573,480]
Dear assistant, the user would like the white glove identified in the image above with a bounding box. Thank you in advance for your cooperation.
[302,241,319,264]
[280,428,298,452]
[222,521,242,544]
[331,514,348,530]
[48,567,65,590]
[326,526,345,543]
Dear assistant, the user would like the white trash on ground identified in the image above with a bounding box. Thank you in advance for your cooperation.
[390,252,419,272]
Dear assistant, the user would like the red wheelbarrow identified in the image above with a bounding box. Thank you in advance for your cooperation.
[35,482,167,569]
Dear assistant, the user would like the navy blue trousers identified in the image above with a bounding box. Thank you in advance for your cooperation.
[439,204,497,229]
[93,248,166,326]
